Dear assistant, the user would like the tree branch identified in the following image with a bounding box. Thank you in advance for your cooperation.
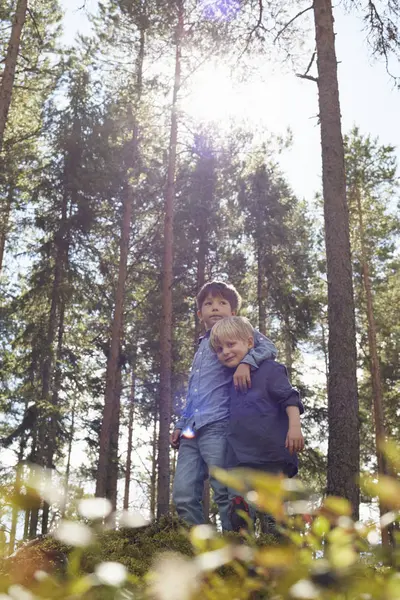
[27,8,44,46]
[296,49,318,83]
[274,5,313,43]
[296,73,318,83]
[236,0,264,62]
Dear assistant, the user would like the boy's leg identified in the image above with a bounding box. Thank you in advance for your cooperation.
[197,420,231,531]
[172,435,206,526]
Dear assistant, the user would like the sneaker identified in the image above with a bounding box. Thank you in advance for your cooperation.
[229,496,251,532]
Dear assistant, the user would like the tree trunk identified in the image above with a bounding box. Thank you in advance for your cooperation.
[30,188,69,537]
[23,508,30,541]
[0,183,14,274]
[0,0,28,152]
[62,397,76,518]
[157,0,183,518]
[9,439,26,553]
[96,28,145,506]
[355,185,389,545]
[283,315,293,380]
[313,0,359,516]
[107,366,122,510]
[257,245,267,335]
[123,366,136,510]
[42,298,66,534]
[194,221,207,342]
[150,408,158,520]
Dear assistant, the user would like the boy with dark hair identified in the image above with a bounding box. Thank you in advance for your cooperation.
[210,316,304,531]
[171,281,277,530]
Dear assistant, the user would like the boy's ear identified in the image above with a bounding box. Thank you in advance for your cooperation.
[197,309,203,322]
[247,335,254,349]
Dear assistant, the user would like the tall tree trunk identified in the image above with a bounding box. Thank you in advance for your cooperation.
[313,0,359,516]
[42,298,66,534]
[283,315,293,380]
[30,189,69,538]
[354,185,389,545]
[23,508,30,541]
[150,408,158,520]
[194,223,207,343]
[9,436,26,553]
[0,183,14,274]
[123,366,136,510]
[0,0,28,152]
[107,366,122,509]
[157,0,183,518]
[96,28,145,506]
[257,245,267,335]
[62,397,76,518]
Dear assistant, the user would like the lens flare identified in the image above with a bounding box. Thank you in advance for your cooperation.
[199,0,240,21]
[182,427,196,439]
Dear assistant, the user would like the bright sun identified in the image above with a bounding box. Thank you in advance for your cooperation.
[181,62,273,128]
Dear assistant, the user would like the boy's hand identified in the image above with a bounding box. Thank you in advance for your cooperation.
[234,363,251,393]
[285,426,304,455]
[170,429,181,450]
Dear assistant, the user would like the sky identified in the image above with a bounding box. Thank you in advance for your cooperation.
[60,0,400,203]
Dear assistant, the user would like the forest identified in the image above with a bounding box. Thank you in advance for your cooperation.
[0,0,400,597]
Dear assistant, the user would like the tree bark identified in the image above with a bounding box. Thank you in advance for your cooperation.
[313,0,359,516]
[62,396,76,518]
[354,185,389,545]
[0,0,28,152]
[150,408,158,520]
[283,314,293,381]
[157,0,183,518]
[96,27,145,506]
[9,437,26,553]
[257,245,267,335]
[0,183,14,274]
[123,366,136,510]
[42,298,66,534]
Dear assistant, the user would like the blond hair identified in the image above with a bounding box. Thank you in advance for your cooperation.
[209,316,254,352]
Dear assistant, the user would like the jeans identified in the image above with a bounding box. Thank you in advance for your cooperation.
[172,419,231,531]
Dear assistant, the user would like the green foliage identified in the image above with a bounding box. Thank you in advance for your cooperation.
[1,454,400,600]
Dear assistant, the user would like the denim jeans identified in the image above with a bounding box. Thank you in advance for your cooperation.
[172,419,231,531]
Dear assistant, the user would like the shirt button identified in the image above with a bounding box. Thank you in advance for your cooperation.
[194,388,198,392]
[195,409,198,413]
[196,369,199,372]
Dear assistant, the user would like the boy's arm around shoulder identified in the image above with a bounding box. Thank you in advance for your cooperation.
[240,329,277,370]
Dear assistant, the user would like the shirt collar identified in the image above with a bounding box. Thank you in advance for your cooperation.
[198,329,211,344]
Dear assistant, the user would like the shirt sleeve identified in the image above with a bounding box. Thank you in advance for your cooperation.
[268,363,304,414]
[174,397,191,430]
[240,329,277,370]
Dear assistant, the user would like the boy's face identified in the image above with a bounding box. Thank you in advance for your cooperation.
[214,336,254,368]
[198,294,235,331]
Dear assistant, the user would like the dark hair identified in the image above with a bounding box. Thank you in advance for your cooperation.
[196,280,242,312]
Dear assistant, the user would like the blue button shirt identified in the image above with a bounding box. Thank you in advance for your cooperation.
[175,330,277,432]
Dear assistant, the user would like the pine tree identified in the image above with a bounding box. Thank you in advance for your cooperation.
[345,127,399,543]
[312,0,359,516]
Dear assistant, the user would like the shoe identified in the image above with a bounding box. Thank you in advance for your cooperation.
[229,496,250,532]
